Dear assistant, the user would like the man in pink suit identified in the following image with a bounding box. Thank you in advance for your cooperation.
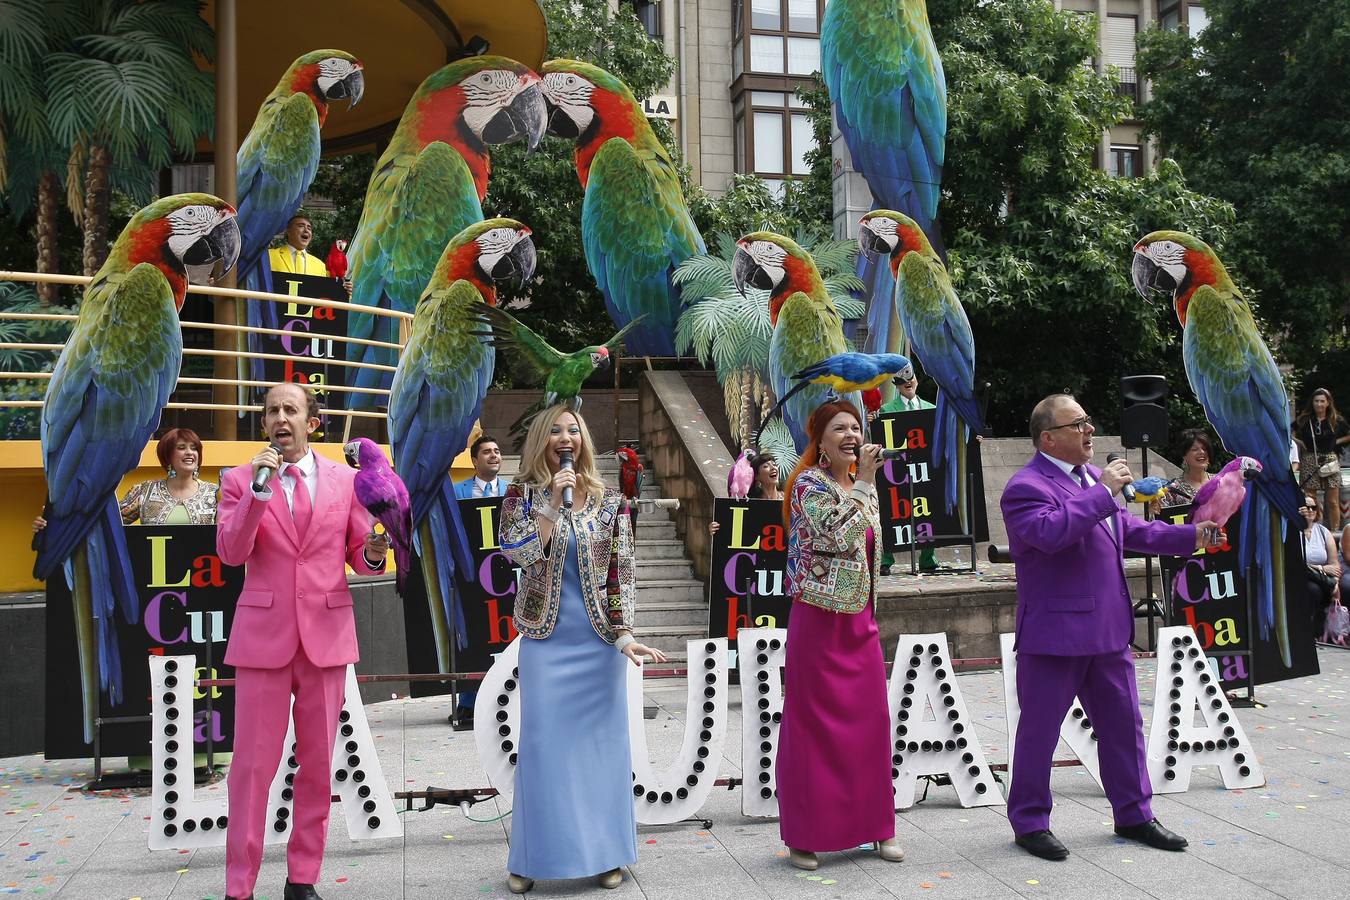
[217,383,389,900]
[1001,394,1222,862]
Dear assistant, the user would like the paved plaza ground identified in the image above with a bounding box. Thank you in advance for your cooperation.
[4,647,1350,899]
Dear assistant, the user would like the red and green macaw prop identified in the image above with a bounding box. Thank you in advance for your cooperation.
[388,218,536,672]
[1133,230,1304,667]
[237,50,364,349]
[33,194,240,743]
[344,56,546,407]
[732,232,856,451]
[540,59,706,358]
[859,209,982,532]
[822,0,947,364]
[617,444,644,528]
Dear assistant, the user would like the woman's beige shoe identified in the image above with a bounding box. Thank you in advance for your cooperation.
[877,838,905,862]
[508,873,534,894]
[598,868,623,889]
[789,848,819,870]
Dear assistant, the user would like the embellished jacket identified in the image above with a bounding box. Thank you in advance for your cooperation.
[786,466,881,614]
[499,482,636,642]
[119,478,219,525]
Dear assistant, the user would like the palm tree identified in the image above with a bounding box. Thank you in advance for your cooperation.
[45,0,214,275]
[674,230,865,451]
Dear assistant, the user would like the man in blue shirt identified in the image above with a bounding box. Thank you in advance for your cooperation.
[454,435,507,499]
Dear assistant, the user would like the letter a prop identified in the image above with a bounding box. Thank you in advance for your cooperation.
[999,634,1105,791]
[1146,626,1264,792]
[890,634,1002,809]
[147,656,401,850]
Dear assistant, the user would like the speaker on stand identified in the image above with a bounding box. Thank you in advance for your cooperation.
[1121,375,1169,650]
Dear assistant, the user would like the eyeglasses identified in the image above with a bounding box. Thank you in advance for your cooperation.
[1046,416,1094,434]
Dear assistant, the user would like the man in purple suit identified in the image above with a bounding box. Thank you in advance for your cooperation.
[1001,394,1223,861]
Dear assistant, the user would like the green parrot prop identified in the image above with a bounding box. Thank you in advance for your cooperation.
[731,232,856,451]
[821,0,947,373]
[344,56,547,406]
[236,49,364,352]
[388,218,537,672]
[1132,230,1304,667]
[539,59,706,357]
[33,194,241,742]
[859,209,983,532]
[471,305,647,441]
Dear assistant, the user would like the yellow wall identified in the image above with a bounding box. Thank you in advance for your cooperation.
[0,440,475,592]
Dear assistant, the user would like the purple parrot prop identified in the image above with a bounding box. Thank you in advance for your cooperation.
[344,437,414,593]
[1191,456,1263,529]
[728,449,756,500]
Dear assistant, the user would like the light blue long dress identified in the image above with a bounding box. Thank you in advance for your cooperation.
[508,530,639,878]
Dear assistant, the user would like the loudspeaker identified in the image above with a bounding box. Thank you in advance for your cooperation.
[1122,375,1168,448]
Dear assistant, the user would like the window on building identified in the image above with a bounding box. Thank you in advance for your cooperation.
[734,0,825,76]
[1108,145,1143,178]
[623,0,663,40]
[1104,14,1138,105]
[1188,4,1209,35]
[735,91,818,180]
[1159,3,1182,31]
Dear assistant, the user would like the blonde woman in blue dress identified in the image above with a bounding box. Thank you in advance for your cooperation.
[499,404,667,894]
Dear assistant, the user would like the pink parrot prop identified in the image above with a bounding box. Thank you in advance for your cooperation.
[1191,456,1263,529]
[728,449,756,500]
[344,437,414,593]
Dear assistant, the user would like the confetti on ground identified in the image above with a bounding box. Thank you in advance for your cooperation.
[1027,879,1040,885]
[919,882,934,889]
[938,871,952,878]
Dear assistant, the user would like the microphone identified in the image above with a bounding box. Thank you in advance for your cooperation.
[844,446,906,461]
[1107,453,1135,500]
[252,442,284,492]
[559,449,574,509]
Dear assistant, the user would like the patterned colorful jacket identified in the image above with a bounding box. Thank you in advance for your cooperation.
[786,466,881,613]
[119,477,219,525]
[499,481,636,641]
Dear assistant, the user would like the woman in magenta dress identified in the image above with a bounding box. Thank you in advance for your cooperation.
[775,399,901,870]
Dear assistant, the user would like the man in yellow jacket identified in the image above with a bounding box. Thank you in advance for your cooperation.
[268,215,330,277]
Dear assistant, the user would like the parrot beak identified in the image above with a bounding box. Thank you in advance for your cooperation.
[329,68,365,110]
[343,441,360,468]
[490,233,538,290]
[484,81,548,153]
[543,94,581,140]
[732,246,772,297]
[1130,250,1177,299]
[183,212,241,281]
[857,221,885,260]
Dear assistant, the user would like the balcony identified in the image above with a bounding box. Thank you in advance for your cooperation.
[1114,66,1139,105]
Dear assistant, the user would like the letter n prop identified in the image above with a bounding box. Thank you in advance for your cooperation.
[147,656,401,850]
[999,634,1104,791]
[474,637,731,825]
[890,634,1002,809]
[737,627,786,817]
[1146,626,1264,792]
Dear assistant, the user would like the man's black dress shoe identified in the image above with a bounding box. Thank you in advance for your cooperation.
[1115,818,1188,851]
[880,565,892,576]
[1014,830,1070,861]
[284,883,324,900]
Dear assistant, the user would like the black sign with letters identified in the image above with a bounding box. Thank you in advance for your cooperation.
[706,498,790,650]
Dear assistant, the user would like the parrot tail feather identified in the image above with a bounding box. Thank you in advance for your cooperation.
[417,519,452,673]
[753,379,815,450]
[1271,508,1291,668]
[69,543,97,745]
[426,497,469,651]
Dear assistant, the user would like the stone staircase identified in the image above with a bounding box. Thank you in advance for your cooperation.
[497,453,707,662]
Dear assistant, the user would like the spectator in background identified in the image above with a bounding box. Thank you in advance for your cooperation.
[454,435,507,499]
[1294,388,1350,530]
[1153,428,1214,512]
[1301,495,1340,636]
[268,214,352,298]
[748,452,782,501]
[32,427,217,532]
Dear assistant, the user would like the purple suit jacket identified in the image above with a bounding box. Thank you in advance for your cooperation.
[1001,453,1196,656]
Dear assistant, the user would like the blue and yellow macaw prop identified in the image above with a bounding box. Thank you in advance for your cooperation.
[756,352,913,447]
[33,194,240,743]
[236,50,364,351]
[1133,230,1304,667]
[732,232,855,451]
[388,218,536,672]
[1127,476,1175,503]
[822,0,947,371]
[859,209,982,532]
[344,57,546,407]
[540,60,706,357]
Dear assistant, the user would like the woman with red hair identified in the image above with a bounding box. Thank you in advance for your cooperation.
[775,400,901,870]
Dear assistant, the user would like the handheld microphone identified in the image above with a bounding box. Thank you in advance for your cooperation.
[844,446,905,461]
[1106,453,1135,500]
[559,449,574,509]
[252,442,284,492]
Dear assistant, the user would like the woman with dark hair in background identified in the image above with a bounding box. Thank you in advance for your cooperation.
[774,399,901,871]
[1153,428,1214,512]
[748,451,782,500]
[1294,388,1350,530]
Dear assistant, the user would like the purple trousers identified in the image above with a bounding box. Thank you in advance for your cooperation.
[1007,648,1153,836]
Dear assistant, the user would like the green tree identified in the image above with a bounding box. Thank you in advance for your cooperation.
[1136,0,1350,398]
[922,0,1237,437]
[481,0,675,380]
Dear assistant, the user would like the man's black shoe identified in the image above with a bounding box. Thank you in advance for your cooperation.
[1114,818,1187,851]
[225,896,253,900]
[284,883,324,900]
[1014,830,1069,861]
[880,565,892,576]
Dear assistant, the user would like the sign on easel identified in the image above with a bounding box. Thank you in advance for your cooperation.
[706,498,789,649]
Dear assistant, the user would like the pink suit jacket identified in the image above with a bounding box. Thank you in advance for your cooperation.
[217,453,382,669]
[1000,453,1196,656]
